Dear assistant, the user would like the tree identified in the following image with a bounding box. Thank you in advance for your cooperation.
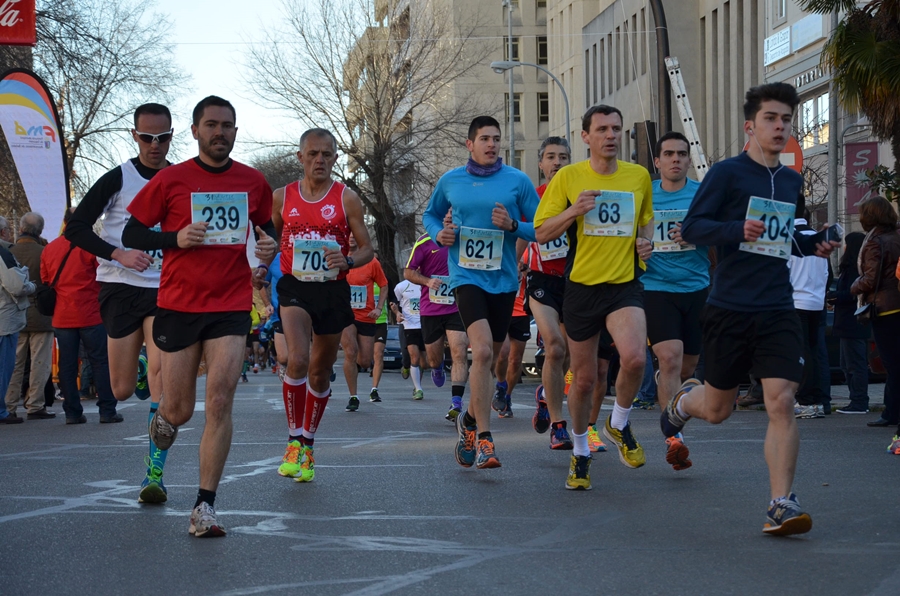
[249,147,305,192]
[243,0,493,280]
[797,0,900,168]
[1,0,188,198]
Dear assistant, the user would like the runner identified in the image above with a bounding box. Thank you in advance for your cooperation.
[404,233,469,421]
[65,103,173,504]
[341,240,388,410]
[534,105,655,490]
[262,253,286,377]
[662,82,837,535]
[371,282,390,400]
[122,95,276,537]
[393,277,425,400]
[491,270,529,418]
[423,115,539,469]
[269,127,373,485]
[642,131,710,470]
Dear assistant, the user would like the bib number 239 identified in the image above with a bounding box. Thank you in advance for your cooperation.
[459,227,503,270]
[191,192,249,245]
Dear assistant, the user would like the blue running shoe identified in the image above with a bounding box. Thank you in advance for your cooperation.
[135,354,150,400]
[138,458,167,504]
[454,411,476,467]
[763,493,812,536]
[532,385,551,434]
[491,383,507,412]
[661,379,698,438]
[550,422,573,450]
[431,362,446,388]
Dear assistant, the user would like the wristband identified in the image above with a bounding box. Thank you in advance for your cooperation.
[256,263,268,270]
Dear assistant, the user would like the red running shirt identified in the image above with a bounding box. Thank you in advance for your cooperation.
[127,158,273,313]
[279,180,351,281]
[526,183,566,277]
[40,236,102,328]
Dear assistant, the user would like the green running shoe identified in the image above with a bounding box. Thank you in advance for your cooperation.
[278,440,303,478]
[294,446,315,483]
[138,457,167,503]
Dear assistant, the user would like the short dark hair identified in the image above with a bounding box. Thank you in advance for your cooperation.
[467,116,501,141]
[654,131,689,157]
[839,231,866,276]
[133,103,171,129]
[582,105,623,133]
[858,195,899,232]
[192,96,236,127]
[300,128,338,153]
[743,83,799,121]
[538,136,570,160]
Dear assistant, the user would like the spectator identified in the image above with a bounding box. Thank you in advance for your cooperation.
[41,208,122,424]
[0,216,13,249]
[829,232,870,414]
[0,242,36,424]
[5,212,56,420]
[851,196,900,432]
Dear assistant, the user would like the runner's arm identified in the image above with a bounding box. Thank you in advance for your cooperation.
[343,189,374,268]
[64,167,124,261]
[121,216,179,251]
[680,165,745,246]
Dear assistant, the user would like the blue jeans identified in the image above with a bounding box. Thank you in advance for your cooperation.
[840,337,869,408]
[637,346,657,402]
[55,324,117,419]
[0,333,19,419]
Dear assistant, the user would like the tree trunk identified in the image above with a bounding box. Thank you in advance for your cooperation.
[373,216,399,286]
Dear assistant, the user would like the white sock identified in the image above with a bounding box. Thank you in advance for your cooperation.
[675,398,690,419]
[411,366,422,390]
[610,403,631,430]
[573,430,590,457]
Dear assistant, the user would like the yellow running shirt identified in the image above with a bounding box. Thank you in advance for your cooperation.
[534,160,653,285]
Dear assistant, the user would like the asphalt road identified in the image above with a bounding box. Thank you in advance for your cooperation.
[1,363,898,596]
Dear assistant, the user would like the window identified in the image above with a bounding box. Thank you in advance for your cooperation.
[538,92,549,122]
[774,0,786,19]
[537,0,546,7]
[798,91,829,149]
[537,36,548,65]
[505,93,522,123]
[503,36,520,62]
[505,150,524,170]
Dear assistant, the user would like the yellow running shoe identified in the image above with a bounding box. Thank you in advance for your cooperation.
[602,416,645,468]
[565,454,592,490]
[278,440,302,478]
[295,445,315,482]
[587,424,607,452]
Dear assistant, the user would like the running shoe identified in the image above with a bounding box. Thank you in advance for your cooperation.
[445,405,461,421]
[253,365,259,374]
[664,432,692,471]
[836,403,869,414]
[454,411,476,467]
[148,410,178,451]
[565,454,592,490]
[294,445,315,482]
[189,502,226,538]
[369,388,381,402]
[401,366,410,380]
[532,385,551,434]
[499,396,513,418]
[475,437,501,469]
[413,389,424,400]
[660,380,697,438]
[632,397,656,410]
[794,404,820,419]
[887,436,900,455]
[550,422,574,450]
[587,424,607,452]
[241,373,248,383]
[277,439,302,478]
[431,362,446,387]
[602,417,645,468]
[345,396,360,412]
[138,458,167,504]
[135,354,150,400]
[762,493,812,536]
[491,384,507,412]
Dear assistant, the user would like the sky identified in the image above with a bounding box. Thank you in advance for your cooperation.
[148,0,299,164]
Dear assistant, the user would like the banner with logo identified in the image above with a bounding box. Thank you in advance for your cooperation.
[844,141,878,216]
[0,0,36,46]
[0,69,70,239]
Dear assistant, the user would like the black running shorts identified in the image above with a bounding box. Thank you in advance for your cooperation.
[276,276,354,336]
[153,309,250,353]
[507,315,531,343]
[563,279,644,343]
[526,271,565,319]
[98,282,158,339]
[403,328,426,351]
[421,312,466,345]
[454,284,516,344]
[644,288,708,355]
[701,305,804,389]
[373,322,388,343]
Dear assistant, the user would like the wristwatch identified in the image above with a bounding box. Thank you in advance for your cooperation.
[346,256,355,269]
[509,219,519,233]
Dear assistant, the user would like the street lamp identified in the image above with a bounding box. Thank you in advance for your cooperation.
[490,60,571,149]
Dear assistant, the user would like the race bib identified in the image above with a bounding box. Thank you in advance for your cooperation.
[350,285,367,310]
[739,197,794,260]
[459,226,503,270]
[291,239,340,282]
[538,235,569,261]
[583,191,635,237]
[191,192,249,245]
[429,275,454,305]
[652,210,695,252]
[147,225,164,271]
[410,297,420,314]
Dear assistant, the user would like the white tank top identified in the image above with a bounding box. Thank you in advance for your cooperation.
[95,160,161,288]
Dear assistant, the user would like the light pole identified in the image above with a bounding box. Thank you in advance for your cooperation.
[490,60,571,149]
[501,0,515,165]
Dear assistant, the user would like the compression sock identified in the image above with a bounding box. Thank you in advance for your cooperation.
[410,366,422,391]
[282,376,307,437]
[303,386,331,441]
[148,403,168,470]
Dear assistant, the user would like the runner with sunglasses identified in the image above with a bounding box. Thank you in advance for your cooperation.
[65,103,175,504]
